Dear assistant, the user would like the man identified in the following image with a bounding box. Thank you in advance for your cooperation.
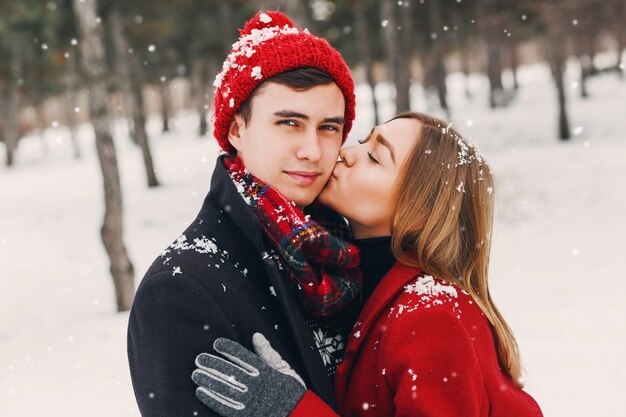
[128,11,359,416]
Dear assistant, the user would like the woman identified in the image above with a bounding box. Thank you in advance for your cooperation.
[191,112,543,417]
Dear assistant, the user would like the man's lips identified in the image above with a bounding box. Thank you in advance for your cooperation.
[284,171,321,185]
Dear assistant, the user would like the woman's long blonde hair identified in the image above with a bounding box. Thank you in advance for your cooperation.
[390,112,523,387]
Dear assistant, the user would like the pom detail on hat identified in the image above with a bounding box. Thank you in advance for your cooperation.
[240,11,294,36]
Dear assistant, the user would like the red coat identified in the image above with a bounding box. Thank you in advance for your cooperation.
[292,263,543,417]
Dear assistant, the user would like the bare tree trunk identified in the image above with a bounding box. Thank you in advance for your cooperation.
[258,0,274,10]
[579,55,591,99]
[108,4,159,187]
[486,39,504,108]
[380,0,411,113]
[614,2,625,79]
[575,30,595,99]
[509,37,519,92]
[31,100,50,156]
[160,81,172,133]
[192,58,210,137]
[455,16,473,100]
[426,0,449,116]
[480,1,505,108]
[400,0,415,109]
[0,88,4,149]
[0,109,4,148]
[618,30,625,79]
[2,50,21,167]
[277,0,310,28]
[63,54,81,159]
[218,1,237,52]
[72,0,135,312]
[352,0,380,125]
[615,33,625,80]
[0,82,19,167]
[546,32,571,140]
[553,61,571,140]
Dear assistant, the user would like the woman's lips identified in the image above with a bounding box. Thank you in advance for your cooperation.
[284,171,321,185]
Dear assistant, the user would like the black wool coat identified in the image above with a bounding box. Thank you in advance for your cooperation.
[128,155,337,416]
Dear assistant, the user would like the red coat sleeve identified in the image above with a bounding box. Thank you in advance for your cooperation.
[381,307,487,417]
[291,390,340,417]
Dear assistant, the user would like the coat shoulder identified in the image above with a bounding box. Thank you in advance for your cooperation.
[143,205,255,286]
[389,275,474,318]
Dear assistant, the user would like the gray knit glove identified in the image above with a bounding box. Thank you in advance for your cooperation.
[192,333,307,417]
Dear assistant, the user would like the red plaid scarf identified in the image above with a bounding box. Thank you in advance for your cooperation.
[224,156,362,317]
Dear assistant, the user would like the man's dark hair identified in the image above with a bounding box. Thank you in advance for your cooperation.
[236,67,336,125]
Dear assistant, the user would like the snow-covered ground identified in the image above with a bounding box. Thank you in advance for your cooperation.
[1,61,625,417]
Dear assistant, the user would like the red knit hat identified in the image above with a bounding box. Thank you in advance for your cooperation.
[212,11,355,154]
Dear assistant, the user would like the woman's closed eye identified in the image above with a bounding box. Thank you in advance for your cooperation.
[367,151,379,164]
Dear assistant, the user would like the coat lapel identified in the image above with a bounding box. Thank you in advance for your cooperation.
[208,156,338,409]
[335,262,422,402]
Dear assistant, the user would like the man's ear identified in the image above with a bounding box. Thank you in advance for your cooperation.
[228,114,244,151]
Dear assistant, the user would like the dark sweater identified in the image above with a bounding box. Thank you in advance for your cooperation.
[302,237,395,382]
[315,236,395,377]
[354,236,395,305]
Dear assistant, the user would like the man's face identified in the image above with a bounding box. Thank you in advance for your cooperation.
[228,82,345,208]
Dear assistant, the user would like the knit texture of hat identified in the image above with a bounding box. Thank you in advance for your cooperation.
[212,11,355,154]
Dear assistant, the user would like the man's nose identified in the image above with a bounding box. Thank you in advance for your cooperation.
[296,130,323,162]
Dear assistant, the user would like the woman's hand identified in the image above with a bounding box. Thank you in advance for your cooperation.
[192,333,307,417]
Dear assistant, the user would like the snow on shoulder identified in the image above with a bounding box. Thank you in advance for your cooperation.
[390,275,466,319]
[404,275,459,298]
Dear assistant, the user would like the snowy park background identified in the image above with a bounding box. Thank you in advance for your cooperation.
[0,0,626,396]
[2,56,625,416]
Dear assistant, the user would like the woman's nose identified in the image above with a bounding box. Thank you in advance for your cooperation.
[338,147,355,167]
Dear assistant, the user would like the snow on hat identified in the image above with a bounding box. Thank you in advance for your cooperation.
[212,11,355,154]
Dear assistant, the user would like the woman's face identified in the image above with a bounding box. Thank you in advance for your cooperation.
[319,117,421,239]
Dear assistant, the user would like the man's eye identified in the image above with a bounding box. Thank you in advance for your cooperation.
[368,152,379,164]
[321,125,339,132]
[278,120,297,127]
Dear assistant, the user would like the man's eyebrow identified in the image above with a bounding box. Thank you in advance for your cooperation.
[273,110,309,120]
[273,111,345,126]
[376,134,396,164]
[322,116,345,125]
